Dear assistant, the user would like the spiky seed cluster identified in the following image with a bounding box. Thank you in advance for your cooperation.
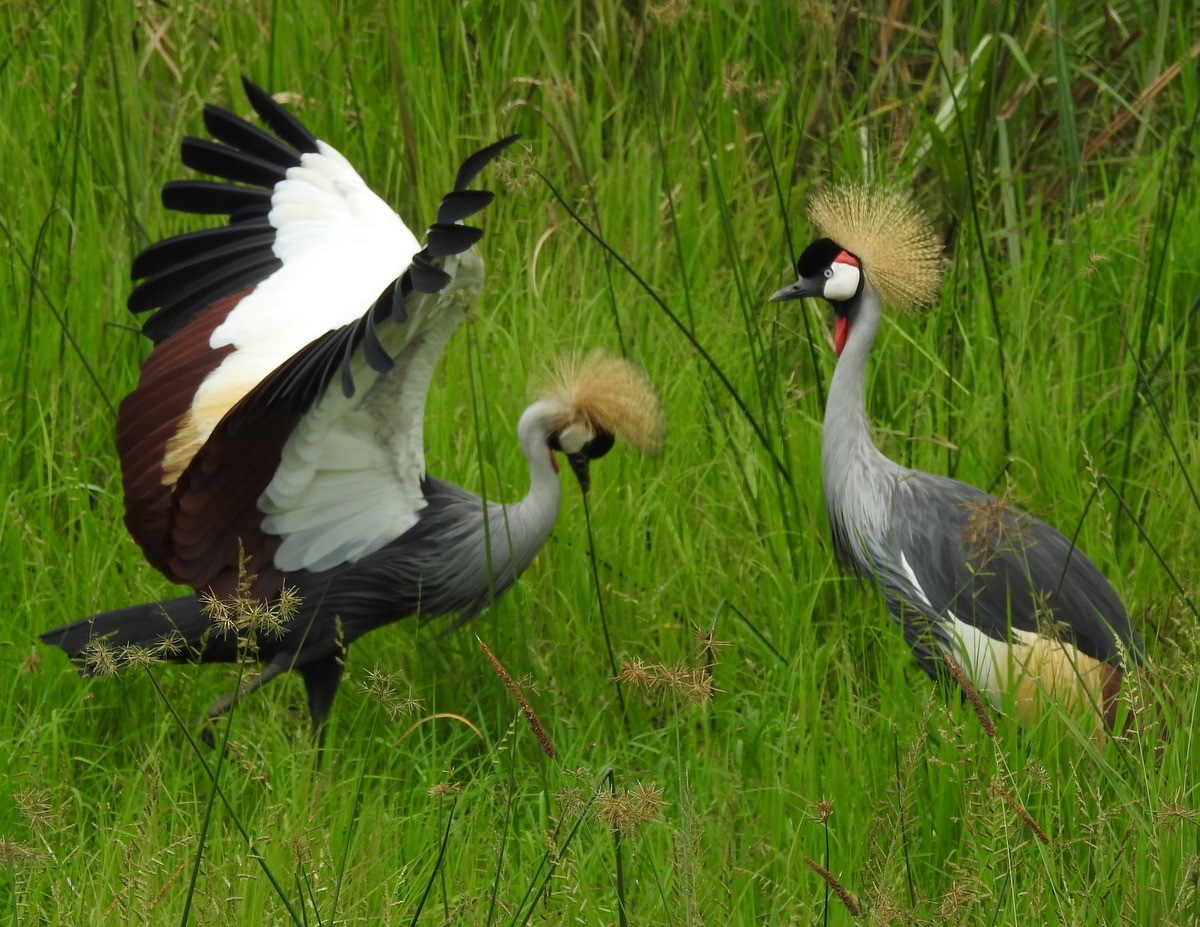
[537,349,665,454]
[809,183,944,312]
[594,781,665,838]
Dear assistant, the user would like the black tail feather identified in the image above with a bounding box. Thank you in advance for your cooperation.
[40,595,238,671]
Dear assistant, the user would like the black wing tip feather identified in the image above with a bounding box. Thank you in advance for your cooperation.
[436,189,495,225]
[453,134,520,192]
[240,76,320,155]
[408,253,453,294]
[223,129,513,414]
[424,223,484,257]
[130,79,326,341]
[161,179,274,216]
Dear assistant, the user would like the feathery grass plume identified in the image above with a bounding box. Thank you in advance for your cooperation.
[992,782,1050,844]
[358,667,423,723]
[595,781,665,838]
[477,636,556,758]
[693,623,731,669]
[536,349,666,454]
[0,837,47,866]
[960,489,1034,566]
[147,859,189,917]
[809,183,943,312]
[150,630,186,660]
[554,767,593,819]
[619,656,715,705]
[198,546,300,643]
[939,649,998,737]
[428,780,462,800]
[81,638,121,677]
[13,787,61,832]
[803,856,861,918]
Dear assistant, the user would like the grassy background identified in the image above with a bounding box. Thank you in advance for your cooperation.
[2,1,1198,924]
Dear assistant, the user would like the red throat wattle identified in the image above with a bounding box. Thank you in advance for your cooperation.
[834,317,850,356]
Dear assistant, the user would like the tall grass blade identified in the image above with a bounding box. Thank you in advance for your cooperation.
[408,796,458,927]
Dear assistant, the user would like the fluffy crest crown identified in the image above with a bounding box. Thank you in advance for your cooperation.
[537,349,665,454]
[808,183,943,312]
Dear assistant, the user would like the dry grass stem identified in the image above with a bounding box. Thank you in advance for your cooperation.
[992,782,1050,844]
[803,856,861,918]
[939,649,998,737]
[477,637,556,758]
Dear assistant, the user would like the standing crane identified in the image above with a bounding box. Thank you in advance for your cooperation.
[770,183,1144,735]
[41,78,664,736]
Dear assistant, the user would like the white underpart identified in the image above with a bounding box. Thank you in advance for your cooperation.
[823,262,861,302]
[897,551,1039,709]
[185,139,422,450]
[261,251,484,572]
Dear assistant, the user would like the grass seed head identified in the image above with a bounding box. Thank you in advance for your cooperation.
[0,837,47,867]
[595,781,665,838]
[428,781,462,800]
[619,657,715,705]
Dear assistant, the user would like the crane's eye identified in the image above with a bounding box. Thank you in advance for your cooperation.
[823,268,834,279]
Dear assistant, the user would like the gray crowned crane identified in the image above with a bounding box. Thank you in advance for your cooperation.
[770,183,1144,737]
[41,78,664,737]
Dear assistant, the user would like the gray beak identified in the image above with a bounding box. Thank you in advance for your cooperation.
[565,428,614,495]
[567,453,593,494]
[769,277,822,302]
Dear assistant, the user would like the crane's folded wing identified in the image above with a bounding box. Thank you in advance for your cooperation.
[890,475,1143,670]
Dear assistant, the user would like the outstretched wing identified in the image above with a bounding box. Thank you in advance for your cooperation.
[116,76,515,596]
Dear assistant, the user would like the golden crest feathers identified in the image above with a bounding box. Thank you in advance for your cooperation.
[537,349,665,454]
[808,183,943,312]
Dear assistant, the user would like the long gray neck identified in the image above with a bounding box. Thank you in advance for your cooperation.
[821,285,906,570]
[487,401,565,572]
[409,405,562,619]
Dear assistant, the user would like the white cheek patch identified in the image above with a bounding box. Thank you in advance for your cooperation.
[557,422,592,454]
[824,262,861,301]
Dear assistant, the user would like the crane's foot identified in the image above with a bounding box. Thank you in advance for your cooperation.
[195,661,289,747]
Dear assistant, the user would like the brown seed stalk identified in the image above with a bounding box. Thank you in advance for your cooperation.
[803,857,861,918]
[477,637,555,758]
[939,649,997,737]
[992,782,1050,844]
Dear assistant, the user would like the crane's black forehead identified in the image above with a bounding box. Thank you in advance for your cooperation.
[796,237,850,277]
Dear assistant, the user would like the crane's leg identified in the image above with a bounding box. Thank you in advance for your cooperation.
[299,652,345,749]
[199,659,290,745]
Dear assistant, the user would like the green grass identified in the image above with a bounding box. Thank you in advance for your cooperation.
[2,1,1199,923]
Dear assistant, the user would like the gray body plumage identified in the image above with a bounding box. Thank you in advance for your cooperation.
[256,472,559,664]
[40,467,560,728]
[823,283,1142,702]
